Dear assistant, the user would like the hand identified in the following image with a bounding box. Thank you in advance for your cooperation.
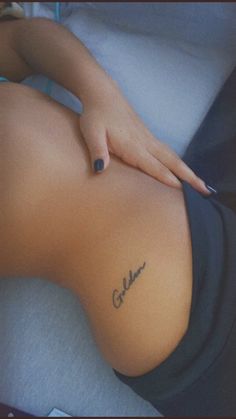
[79,80,210,195]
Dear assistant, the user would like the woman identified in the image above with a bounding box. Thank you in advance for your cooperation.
[1,15,236,416]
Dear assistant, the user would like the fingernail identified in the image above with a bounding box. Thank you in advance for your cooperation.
[205,184,218,194]
[94,159,104,173]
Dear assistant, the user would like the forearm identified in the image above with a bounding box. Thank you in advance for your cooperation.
[13,17,114,104]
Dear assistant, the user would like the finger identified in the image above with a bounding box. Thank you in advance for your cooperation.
[148,141,210,195]
[174,160,210,195]
[82,126,110,173]
[125,149,182,188]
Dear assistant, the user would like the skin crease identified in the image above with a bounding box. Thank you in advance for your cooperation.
[1,82,193,377]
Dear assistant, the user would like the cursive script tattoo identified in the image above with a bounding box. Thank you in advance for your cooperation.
[112,262,146,309]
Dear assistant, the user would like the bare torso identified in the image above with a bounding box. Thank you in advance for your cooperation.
[1,82,193,377]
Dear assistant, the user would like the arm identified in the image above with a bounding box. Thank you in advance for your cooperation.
[10,18,113,103]
[0,17,210,194]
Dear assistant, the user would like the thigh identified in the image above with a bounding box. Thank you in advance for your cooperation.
[183,66,236,212]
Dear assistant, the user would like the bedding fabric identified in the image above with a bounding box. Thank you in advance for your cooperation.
[0,2,236,416]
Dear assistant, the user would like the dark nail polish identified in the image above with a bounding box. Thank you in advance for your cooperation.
[94,159,104,173]
[205,184,218,194]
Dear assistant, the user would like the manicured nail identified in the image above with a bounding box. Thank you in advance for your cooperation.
[94,159,104,173]
[205,184,218,194]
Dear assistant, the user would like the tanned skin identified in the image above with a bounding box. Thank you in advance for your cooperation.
[1,82,192,377]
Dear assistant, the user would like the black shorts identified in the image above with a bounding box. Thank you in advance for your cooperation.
[113,66,236,416]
